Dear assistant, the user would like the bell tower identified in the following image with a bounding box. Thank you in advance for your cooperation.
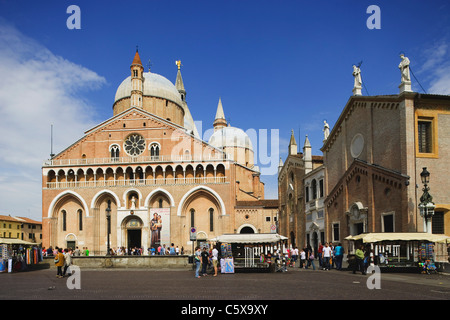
[130,48,144,108]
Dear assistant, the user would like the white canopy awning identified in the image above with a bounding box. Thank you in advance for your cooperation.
[344,232,450,243]
[0,238,38,245]
[210,233,288,244]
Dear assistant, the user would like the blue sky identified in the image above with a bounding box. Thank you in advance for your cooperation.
[0,1,449,220]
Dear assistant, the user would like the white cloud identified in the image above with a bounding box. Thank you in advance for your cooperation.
[0,22,106,220]
[428,66,450,95]
[417,38,450,95]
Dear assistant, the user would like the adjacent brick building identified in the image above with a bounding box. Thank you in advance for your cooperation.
[322,92,450,243]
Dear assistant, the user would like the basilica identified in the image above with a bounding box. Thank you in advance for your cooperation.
[41,50,276,255]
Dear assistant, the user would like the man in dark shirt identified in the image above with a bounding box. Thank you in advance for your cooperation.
[201,247,210,276]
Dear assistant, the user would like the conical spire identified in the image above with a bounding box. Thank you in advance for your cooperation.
[278,157,284,174]
[303,134,312,173]
[213,97,227,131]
[213,98,227,130]
[215,97,225,120]
[175,61,186,102]
[132,47,142,66]
[304,134,311,147]
[289,129,297,155]
[175,69,185,92]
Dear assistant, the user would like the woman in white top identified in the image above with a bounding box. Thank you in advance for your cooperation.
[212,246,219,276]
[322,242,332,270]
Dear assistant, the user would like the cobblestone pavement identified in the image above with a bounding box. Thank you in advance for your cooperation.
[1,266,449,301]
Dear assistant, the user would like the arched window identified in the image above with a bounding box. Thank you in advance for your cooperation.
[62,210,67,231]
[289,194,294,214]
[190,209,195,228]
[110,145,120,159]
[158,198,163,208]
[311,179,317,200]
[136,167,144,181]
[209,208,214,232]
[150,143,160,160]
[319,179,324,198]
[78,209,83,231]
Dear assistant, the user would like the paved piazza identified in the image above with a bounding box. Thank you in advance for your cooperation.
[1,267,449,301]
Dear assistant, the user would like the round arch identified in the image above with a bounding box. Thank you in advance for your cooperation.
[123,188,144,208]
[47,190,90,218]
[237,224,257,234]
[91,189,121,209]
[177,186,226,217]
[144,188,175,208]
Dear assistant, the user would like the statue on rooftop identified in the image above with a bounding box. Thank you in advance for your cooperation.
[352,65,362,96]
[399,54,411,83]
[323,120,330,140]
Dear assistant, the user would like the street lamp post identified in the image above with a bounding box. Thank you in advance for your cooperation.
[418,167,435,234]
[106,200,111,256]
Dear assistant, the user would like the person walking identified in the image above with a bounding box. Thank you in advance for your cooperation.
[169,243,176,255]
[54,248,65,278]
[335,243,344,270]
[63,248,72,277]
[354,245,366,275]
[322,242,332,270]
[201,247,209,276]
[211,245,219,276]
[318,243,323,268]
[299,249,306,269]
[306,251,316,270]
[194,247,201,278]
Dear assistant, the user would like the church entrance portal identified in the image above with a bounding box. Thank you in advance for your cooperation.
[127,229,141,249]
[122,215,144,250]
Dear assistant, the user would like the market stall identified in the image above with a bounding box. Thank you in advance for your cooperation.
[345,232,449,272]
[0,239,42,273]
[210,233,288,273]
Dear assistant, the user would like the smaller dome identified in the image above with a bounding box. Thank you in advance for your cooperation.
[208,126,253,151]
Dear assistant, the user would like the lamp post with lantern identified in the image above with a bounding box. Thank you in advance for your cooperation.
[418,167,435,234]
[106,200,111,256]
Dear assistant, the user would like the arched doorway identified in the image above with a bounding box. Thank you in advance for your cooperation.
[312,231,318,255]
[122,216,143,250]
[240,227,255,234]
[290,231,296,248]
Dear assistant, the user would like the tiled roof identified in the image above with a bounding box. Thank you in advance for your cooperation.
[235,199,279,208]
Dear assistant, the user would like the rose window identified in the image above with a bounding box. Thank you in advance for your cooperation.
[124,134,146,156]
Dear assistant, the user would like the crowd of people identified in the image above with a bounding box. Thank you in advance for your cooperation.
[286,242,370,274]
[44,241,372,279]
[194,245,219,278]
[50,247,73,278]
[107,244,184,256]
[44,243,185,279]
[42,246,90,257]
[43,243,185,258]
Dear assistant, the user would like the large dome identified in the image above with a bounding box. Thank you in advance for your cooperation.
[208,126,253,151]
[114,72,183,106]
